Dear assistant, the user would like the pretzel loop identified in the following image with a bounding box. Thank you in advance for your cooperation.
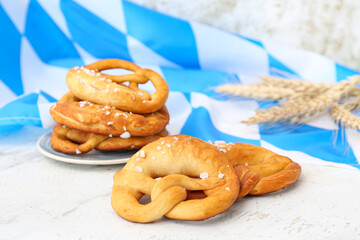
[51,127,108,154]
[66,59,169,113]
[150,174,225,201]
[212,142,301,197]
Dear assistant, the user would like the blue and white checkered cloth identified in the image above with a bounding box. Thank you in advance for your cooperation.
[1,0,359,169]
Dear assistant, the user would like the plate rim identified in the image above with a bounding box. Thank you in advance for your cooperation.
[37,131,130,165]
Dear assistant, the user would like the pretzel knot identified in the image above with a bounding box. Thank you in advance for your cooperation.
[66,59,169,114]
[50,98,169,137]
[111,135,240,223]
[51,125,168,154]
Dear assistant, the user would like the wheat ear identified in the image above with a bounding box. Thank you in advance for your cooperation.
[330,96,360,130]
[243,76,360,124]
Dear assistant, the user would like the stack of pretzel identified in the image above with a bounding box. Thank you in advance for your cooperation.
[49,59,170,155]
[111,135,302,223]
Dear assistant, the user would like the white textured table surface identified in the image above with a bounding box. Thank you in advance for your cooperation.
[1,127,360,240]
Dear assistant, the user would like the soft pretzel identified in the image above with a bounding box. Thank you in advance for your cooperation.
[212,141,301,198]
[49,101,169,137]
[51,125,168,154]
[66,59,169,114]
[111,135,240,223]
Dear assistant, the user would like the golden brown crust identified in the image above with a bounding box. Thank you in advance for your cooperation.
[212,142,301,197]
[66,59,169,114]
[111,135,240,223]
[51,125,168,154]
[50,102,169,137]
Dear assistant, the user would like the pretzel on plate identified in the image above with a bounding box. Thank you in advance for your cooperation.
[51,125,168,154]
[66,59,169,114]
[49,101,169,137]
[111,135,240,223]
[187,141,301,200]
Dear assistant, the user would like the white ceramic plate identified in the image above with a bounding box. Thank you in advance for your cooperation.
[37,131,136,165]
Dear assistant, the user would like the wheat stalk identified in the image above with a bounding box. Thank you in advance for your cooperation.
[243,76,360,124]
[260,76,334,93]
[216,83,296,100]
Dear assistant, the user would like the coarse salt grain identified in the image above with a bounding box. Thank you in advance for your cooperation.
[218,173,225,179]
[79,103,85,108]
[114,88,119,92]
[108,134,113,137]
[161,141,165,145]
[120,131,130,139]
[136,158,140,162]
[75,149,82,155]
[200,172,209,179]
[106,111,110,115]
[157,146,161,150]
[107,121,114,125]
[155,177,161,181]
[136,166,142,172]
[225,187,230,191]
[140,150,145,158]
[123,126,127,131]
[166,143,171,148]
